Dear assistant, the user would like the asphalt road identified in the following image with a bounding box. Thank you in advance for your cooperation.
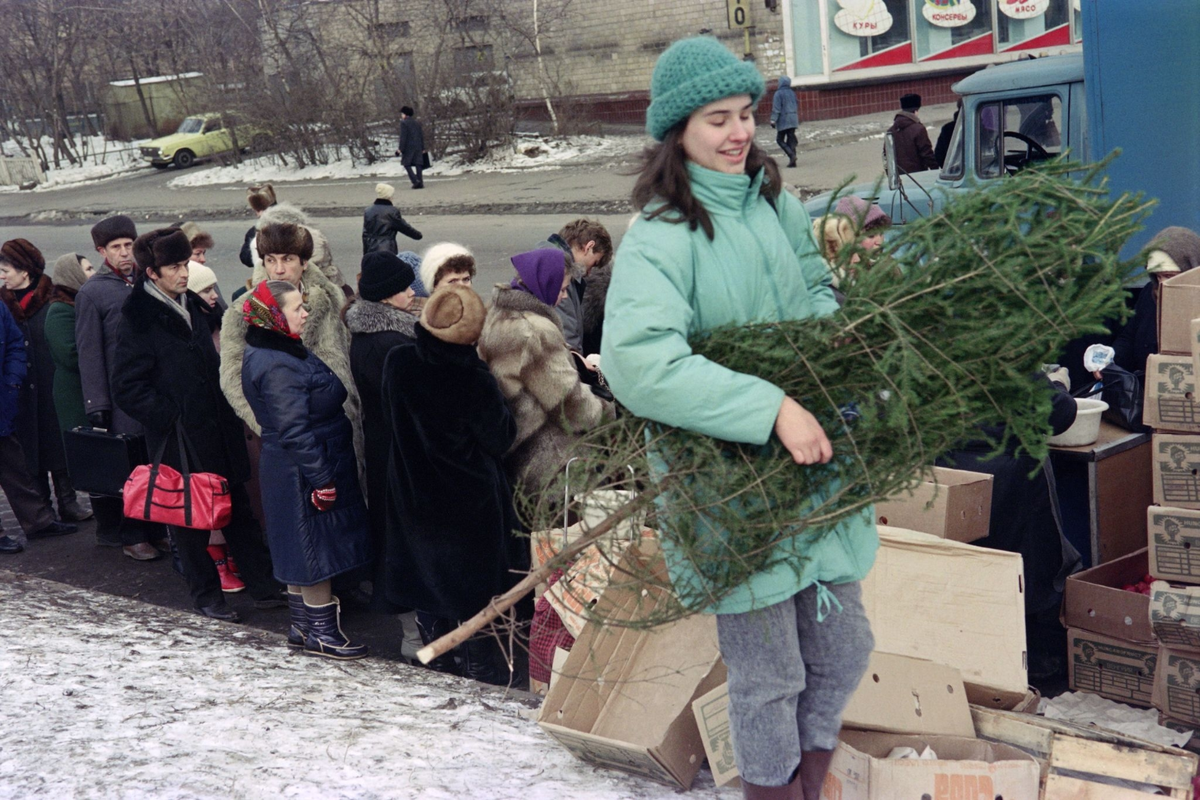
[0,214,634,294]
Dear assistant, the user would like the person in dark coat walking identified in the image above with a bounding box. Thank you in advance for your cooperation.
[241,279,371,660]
[111,229,281,622]
[362,183,423,255]
[934,100,961,169]
[395,106,426,189]
[887,93,939,175]
[344,251,418,613]
[77,214,162,559]
[383,285,528,685]
[0,239,89,523]
[770,76,799,168]
[0,301,75,554]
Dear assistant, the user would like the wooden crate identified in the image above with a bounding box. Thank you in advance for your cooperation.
[971,706,1198,799]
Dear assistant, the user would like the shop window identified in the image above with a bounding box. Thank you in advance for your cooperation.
[997,0,1070,50]
[790,0,824,76]
[915,0,994,61]
[828,0,912,71]
[977,94,1062,179]
[1072,0,1083,42]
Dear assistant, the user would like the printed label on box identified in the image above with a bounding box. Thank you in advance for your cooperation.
[1158,650,1200,726]
[1153,435,1200,508]
[1148,507,1200,582]
[1147,356,1200,431]
[1150,582,1200,651]
[1069,630,1157,707]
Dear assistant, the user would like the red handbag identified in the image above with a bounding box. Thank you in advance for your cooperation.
[124,423,232,530]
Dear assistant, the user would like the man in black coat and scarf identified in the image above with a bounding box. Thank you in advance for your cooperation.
[112,228,282,622]
[394,106,426,189]
[381,285,529,685]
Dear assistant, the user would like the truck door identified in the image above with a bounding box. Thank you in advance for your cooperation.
[975,93,1065,180]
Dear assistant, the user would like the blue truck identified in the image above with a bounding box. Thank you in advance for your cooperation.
[805,0,1200,259]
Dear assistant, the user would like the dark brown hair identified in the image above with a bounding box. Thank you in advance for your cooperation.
[631,124,782,241]
[433,254,476,287]
[557,219,614,265]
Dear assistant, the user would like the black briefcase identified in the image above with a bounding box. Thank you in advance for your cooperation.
[63,426,148,497]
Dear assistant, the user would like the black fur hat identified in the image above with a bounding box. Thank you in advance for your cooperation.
[90,214,138,249]
[133,229,192,273]
[900,93,922,112]
[257,222,314,262]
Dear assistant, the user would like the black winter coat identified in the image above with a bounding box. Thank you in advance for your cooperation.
[112,283,251,485]
[345,298,418,554]
[381,323,527,620]
[362,199,422,255]
[1111,283,1156,375]
[398,117,425,167]
[0,302,26,437]
[242,326,369,585]
[3,275,67,474]
[76,265,142,436]
[239,224,257,269]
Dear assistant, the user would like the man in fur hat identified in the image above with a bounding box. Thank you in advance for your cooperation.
[112,228,281,621]
[75,214,164,560]
[887,93,939,175]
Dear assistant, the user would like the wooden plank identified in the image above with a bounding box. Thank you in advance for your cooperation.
[973,706,1197,756]
[1049,735,1197,791]
[1043,773,1169,800]
[972,706,1056,756]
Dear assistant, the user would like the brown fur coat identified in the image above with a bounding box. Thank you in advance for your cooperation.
[477,285,613,495]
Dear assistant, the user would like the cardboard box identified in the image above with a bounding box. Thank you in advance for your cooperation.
[1148,505,1200,583]
[821,731,1040,800]
[1157,268,1200,356]
[862,526,1027,707]
[692,652,976,787]
[873,467,993,543]
[546,530,660,639]
[1153,646,1200,727]
[1144,354,1200,433]
[1062,548,1155,644]
[537,543,724,789]
[1152,433,1200,509]
[1149,580,1200,651]
[1068,627,1158,708]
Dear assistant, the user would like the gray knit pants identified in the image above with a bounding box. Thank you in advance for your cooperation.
[715,581,873,787]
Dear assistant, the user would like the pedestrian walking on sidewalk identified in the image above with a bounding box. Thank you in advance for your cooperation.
[395,106,426,189]
[240,279,371,659]
[112,229,281,622]
[0,301,76,554]
[0,240,90,523]
[770,76,799,168]
[362,183,422,255]
[601,37,878,800]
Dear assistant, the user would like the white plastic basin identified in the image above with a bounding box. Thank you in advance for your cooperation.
[1047,398,1110,447]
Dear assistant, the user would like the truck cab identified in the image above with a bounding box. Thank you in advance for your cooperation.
[805,53,1086,226]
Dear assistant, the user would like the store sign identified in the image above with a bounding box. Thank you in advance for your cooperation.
[922,0,977,28]
[999,0,1050,19]
[834,0,894,37]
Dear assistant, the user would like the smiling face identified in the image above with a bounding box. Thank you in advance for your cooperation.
[263,253,304,285]
[680,94,755,175]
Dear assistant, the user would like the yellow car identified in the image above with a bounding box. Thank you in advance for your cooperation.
[140,113,266,169]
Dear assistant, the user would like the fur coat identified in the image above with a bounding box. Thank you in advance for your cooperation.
[477,285,613,495]
[219,261,364,469]
[248,202,348,289]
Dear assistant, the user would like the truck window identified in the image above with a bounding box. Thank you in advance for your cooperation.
[978,94,1062,179]
[940,113,965,180]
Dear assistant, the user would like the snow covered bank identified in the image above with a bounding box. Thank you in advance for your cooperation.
[1,135,147,193]
[167,135,644,188]
[0,574,731,799]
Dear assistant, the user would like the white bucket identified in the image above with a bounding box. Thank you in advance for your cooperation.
[1047,398,1109,447]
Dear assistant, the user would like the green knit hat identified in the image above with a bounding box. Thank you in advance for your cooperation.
[646,37,766,142]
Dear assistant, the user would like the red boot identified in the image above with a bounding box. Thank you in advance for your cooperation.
[225,551,241,578]
[207,544,245,593]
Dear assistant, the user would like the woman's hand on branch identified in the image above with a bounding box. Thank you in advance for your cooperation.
[774,396,832,465]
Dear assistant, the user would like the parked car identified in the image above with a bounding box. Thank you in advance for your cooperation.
[140,113,268,169]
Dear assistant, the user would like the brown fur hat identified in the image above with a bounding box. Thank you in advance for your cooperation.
[420,284,486,345]
[247,184,277,213]
[180,221,214,250]
[0,238,46,281]
[133,229,192,273]
[257,222,314,262]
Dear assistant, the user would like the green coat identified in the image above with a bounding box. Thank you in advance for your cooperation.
[601,162,879,615]
[43,300,87,433]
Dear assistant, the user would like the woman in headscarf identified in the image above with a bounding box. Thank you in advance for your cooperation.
[477,248,613,499]
[43,254,95,438]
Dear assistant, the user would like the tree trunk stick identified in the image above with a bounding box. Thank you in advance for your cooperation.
[416,488,658,664]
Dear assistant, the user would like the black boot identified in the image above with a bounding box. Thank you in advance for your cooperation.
[52,470,92,521]
[0,535,24,554]
[303,598,368,660]
[287,591,307,649]
[461,635,515,687]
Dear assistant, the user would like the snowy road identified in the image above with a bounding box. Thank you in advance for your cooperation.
[0,573,733,799]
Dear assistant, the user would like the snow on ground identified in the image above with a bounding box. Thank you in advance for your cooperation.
[1,135,147,193]
[168,135,644,188]
[0,573,733,800]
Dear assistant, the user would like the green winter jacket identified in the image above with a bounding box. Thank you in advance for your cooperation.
[43,299,88,433]
[601,162,879,615]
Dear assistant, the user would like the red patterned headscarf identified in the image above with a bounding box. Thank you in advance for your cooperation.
[242,281,299,340]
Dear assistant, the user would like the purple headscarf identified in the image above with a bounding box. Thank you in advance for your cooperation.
[510,248,567,307]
